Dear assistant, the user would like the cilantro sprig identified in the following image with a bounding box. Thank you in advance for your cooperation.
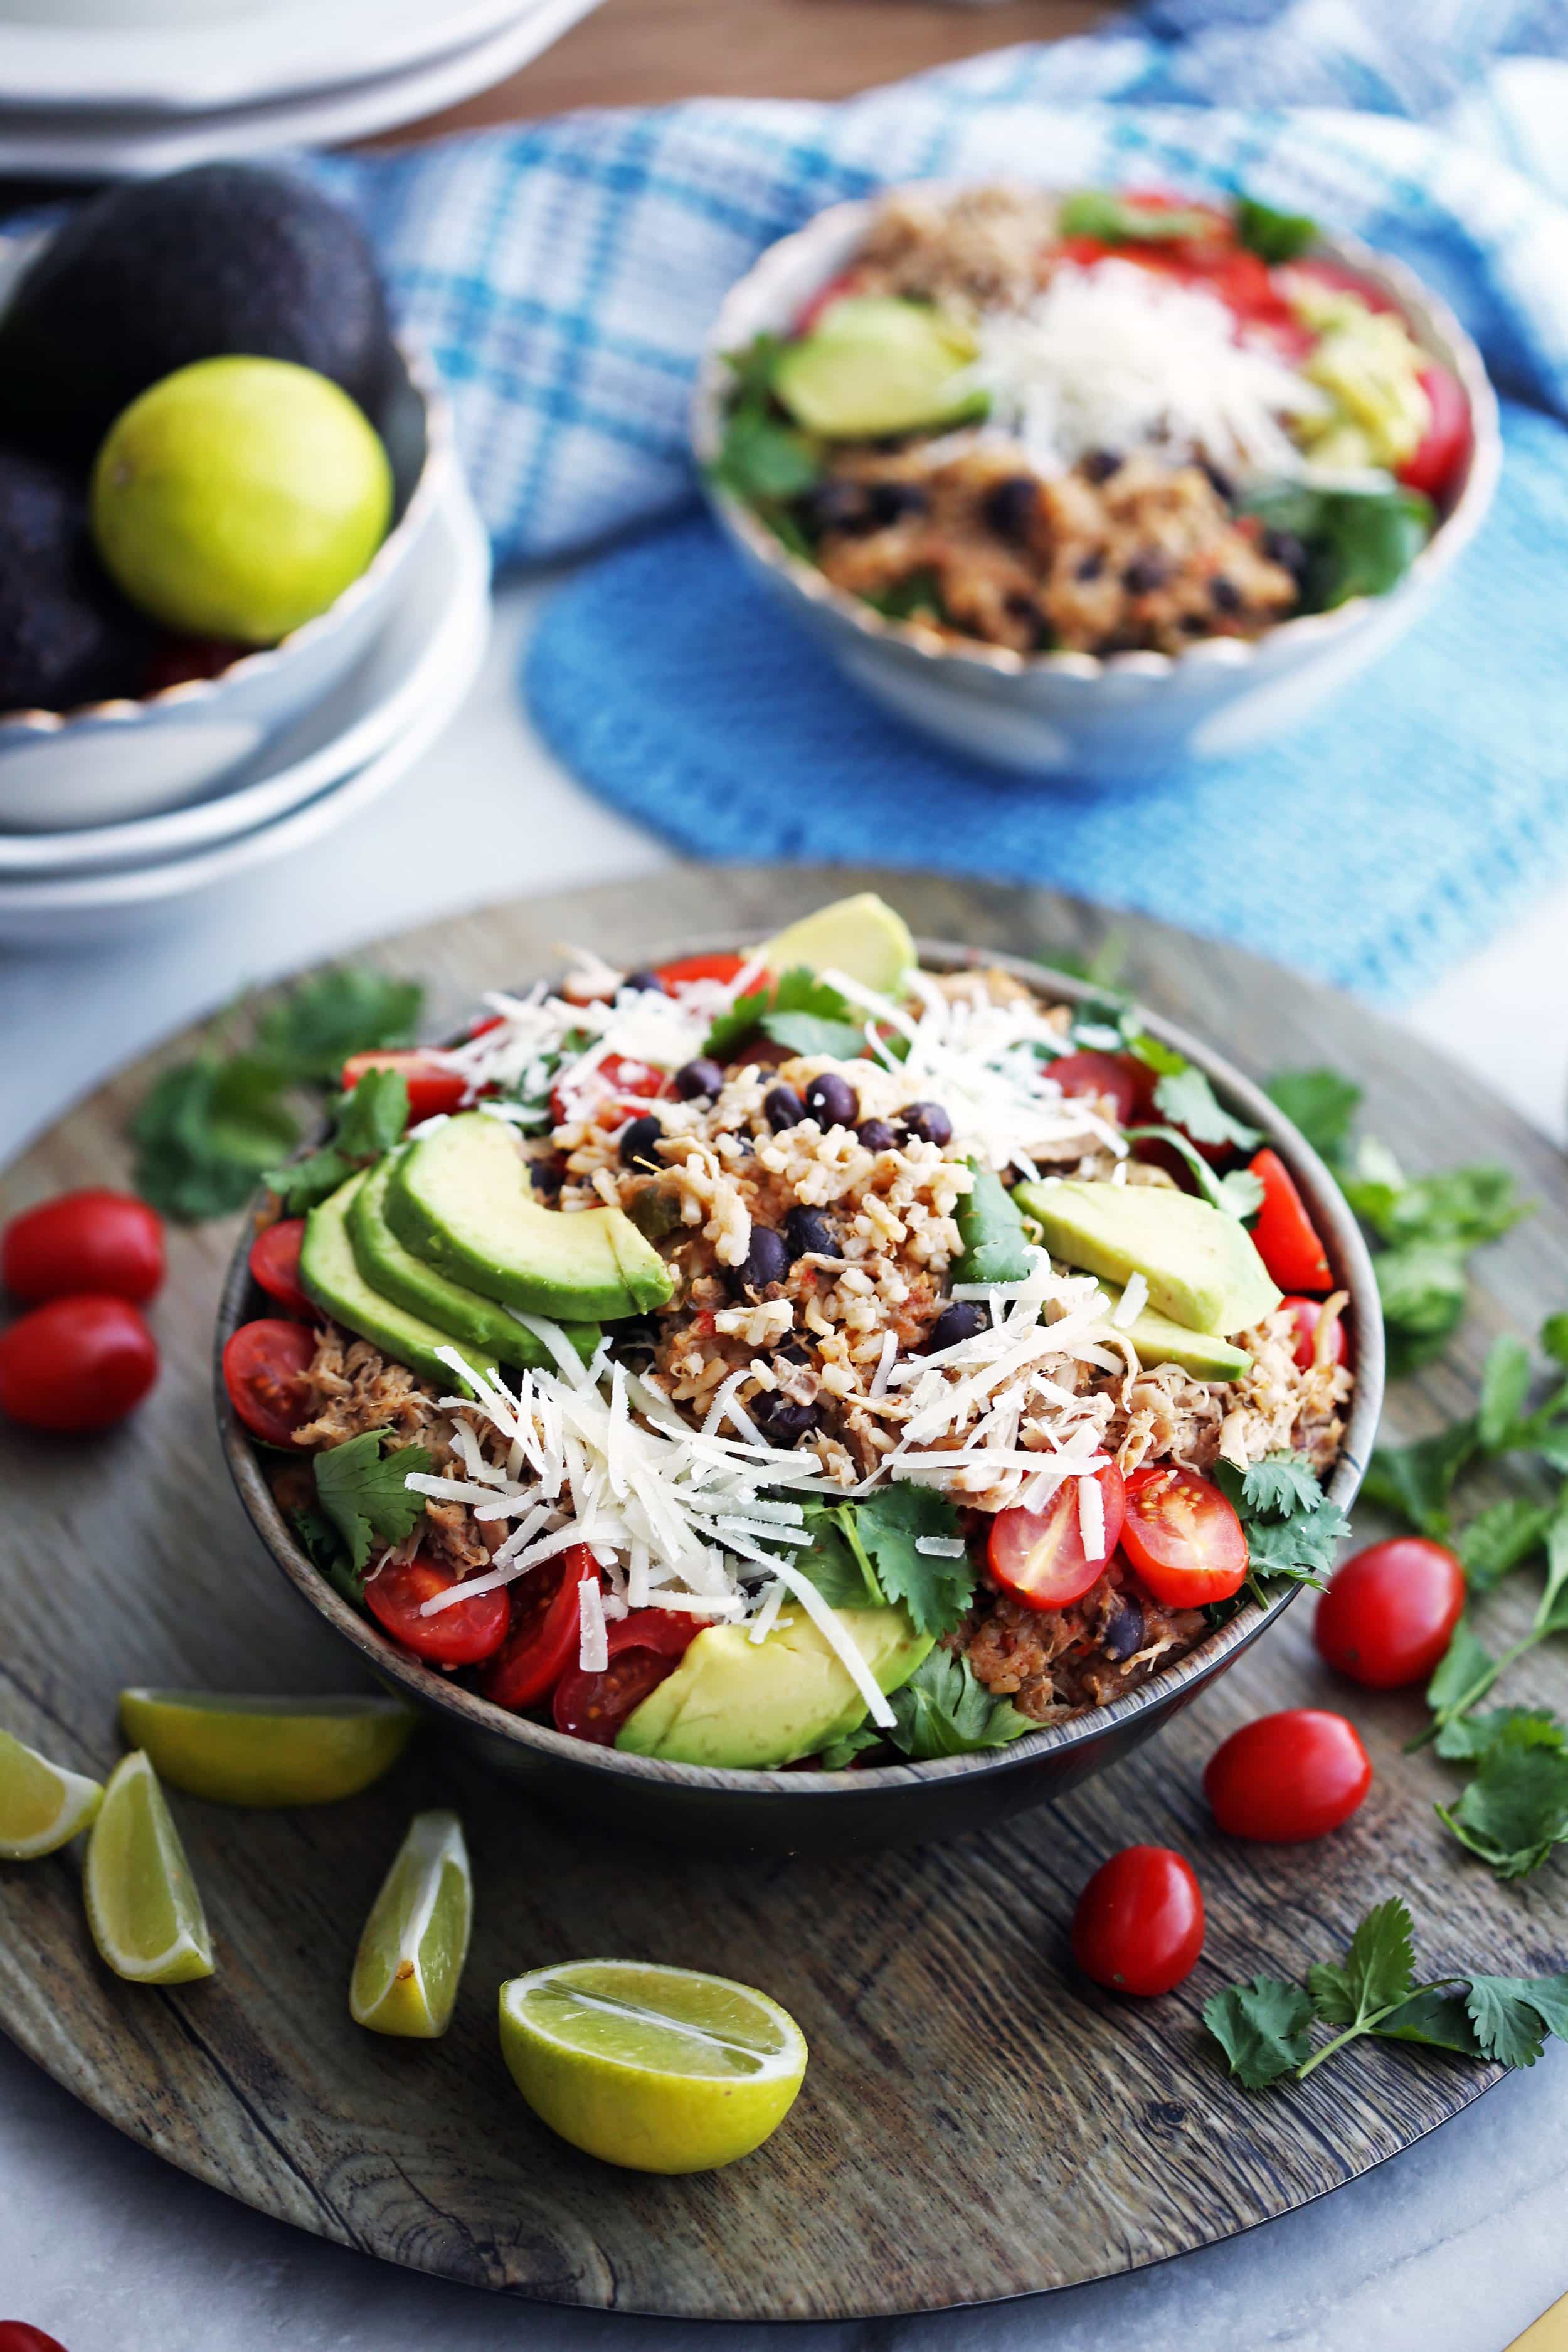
[263,1065,411,1214]
[706,965,878,1066]
[797,1486,974,1638]
[1211,1451,1347,1601]
[311,1431,433,1591]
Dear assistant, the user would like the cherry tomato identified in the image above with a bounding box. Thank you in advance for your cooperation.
[221,1317,315,1446]
[1248,1147,1332,1292]
[1204,1708,1372,1841]
[364,1554,510,1666]
[0,2326,72,2352]
[1,1187,164,1306]
[341,1048,467,1123]
[1120,1465,1248,1606]
[1397,364,1471,502]
[1315,1537,1465,1689]
[248,1219,314,1319]
[0,1295,158,1433]
[480,1546,599,1710]
[1071,1845,1205,1997]
[988,1464,1125,1610]
[654,951,749,991]
[1283,1294,1349,1373]
[549,1051,668,1127]
[553,1610,699,1745]
[1047,1051,1151,1126]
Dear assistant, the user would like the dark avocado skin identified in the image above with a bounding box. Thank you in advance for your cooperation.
[0,163,398,457]
[0,443,151,711]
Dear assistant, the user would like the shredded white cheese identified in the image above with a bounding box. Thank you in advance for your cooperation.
[577,1573,608,1673]
[1111,1271,1150,1328]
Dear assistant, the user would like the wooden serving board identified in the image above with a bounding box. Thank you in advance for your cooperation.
[2,867,1565,2324]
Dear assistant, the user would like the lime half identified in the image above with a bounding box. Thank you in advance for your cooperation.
[0,1726,103,1860]
[499,1959,807,2173]
[350,1809,471,2039]
[118,1690,416,1808]
[84,1752,215,1984]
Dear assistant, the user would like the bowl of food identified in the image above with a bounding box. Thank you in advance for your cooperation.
[216,892,1382,1852]
[0,162,449,833]
[692,183,1500,780]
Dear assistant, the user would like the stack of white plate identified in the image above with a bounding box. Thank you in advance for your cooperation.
[0,0,605,178]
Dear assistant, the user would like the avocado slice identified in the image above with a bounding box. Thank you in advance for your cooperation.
[617,1605,933,1769]
[385,1111,674,1322]
[348,1150,598,1374]
[771,296,984,440]
[761,890,916,996]
[1096,1279,1252,1382]
[300,1172,499,1396]
[1012,1177,1281,1338]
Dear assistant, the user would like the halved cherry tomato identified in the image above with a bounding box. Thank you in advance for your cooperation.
[793,267,865,335]
[1315,1537,1465,1689]
[248,1219,314,1319]
[221,1316,315,1446]
[654,951,750,991]
[1071,1845,1205,1997]
[1,1187,164,1306]
[1283,1294,1349,1373]
[988,1464,1125,1611]
[1248,1147,1332,1292]
[1120,1465,1248,1607]
[553,1610,699,1745]
[364,1554,510,1666]
[1397,363,1471,502]
[1046,1051,1152,1127]
[0,1295,159,1433]
[341,1048,468,1123]
[480,1546,600,1710]
[0,2326,73,2352]
[1204,1708,1371,1841]
[550,1050,669,1127]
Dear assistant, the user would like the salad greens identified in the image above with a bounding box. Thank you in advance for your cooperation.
[312,1430,433,1581]
[1243,482,1436,611]
[797,1487,973,1638]
[263,1066,410,1214]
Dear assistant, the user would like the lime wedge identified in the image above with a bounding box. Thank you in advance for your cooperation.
[761,893,915,996]
[0,1726,103,1860]
[350,1809,471,2039]
[499,1958,807,2173]
[117,1689,417,1808]
[84,1752,215,1984]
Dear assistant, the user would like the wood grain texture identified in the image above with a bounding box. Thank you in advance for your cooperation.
[1,866,1565,2323]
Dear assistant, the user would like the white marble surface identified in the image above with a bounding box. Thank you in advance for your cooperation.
[3,578,1567,2351]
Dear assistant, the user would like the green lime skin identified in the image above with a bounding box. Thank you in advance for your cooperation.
[90,355,393,645]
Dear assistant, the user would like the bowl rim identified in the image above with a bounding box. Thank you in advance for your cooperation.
[689,179,1503,686]
[215,932,1386,1806]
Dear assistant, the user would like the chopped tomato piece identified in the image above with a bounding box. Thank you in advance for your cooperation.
[1397,363,1471,502]
[1046,1051,1152,1127]
[988,1465,1125,1611]
[1248,1147,1332,1291]
[654,951,750,990]
[364,1554,510,1667]
[552,1610,699,1744]
[221,1318,315,1446]
[1283,1294,1349,1373]
[550,1050,669,1127]
[248,1219,314,1320]
[1120,1465,1248,1607]
[1204,1708,1371,1840]
[480,1547,599,1711]
[341,1048,468,1123]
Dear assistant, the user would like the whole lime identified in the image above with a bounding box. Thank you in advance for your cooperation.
[91,356,393,645]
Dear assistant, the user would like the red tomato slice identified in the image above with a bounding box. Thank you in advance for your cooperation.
[1204,1708,1371,1840]
[1071,1844,1205,1997]
[364,1554,510,1666]
[552,1610,699,1745]
[550,1050,669,1127]
[248,1219,314,1320]
[1046,1050,1152,1126]
[1397,363,1471,502]
[0,1295,159,1433]
[341,1048,468,1123]
[1,1187,164,1306]
[480,1546,599,1711]
[1315,1537,1465,1689]
[1248,1147,1332,1291]
[1283,1294,1349,1373]
[1120,1465,1248,1607]
[654,951,749,990]
[221,1317,315,1446]
[793,268,866,335]
[988,1464,1125,1611]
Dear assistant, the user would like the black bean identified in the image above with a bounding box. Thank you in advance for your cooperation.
[785,1204,839,1261]
[1101,1592,1146,1663]
[1210,574,1241,613]
[763,1083,807,1130]
[1082,448,1123,484]
[1123,553,1170,595]
[867,480,928,527]
[1075,549,1106,581]
[805,1072,859,1128]
[1199,457,1234,503]
[928,1301,985,1352]
[983,475,1039,542]
[726,1225,789,1299]
[799,479,876,537]
[751,1391,819,1446]
[674,1056,724,1101]
[623,968,667,994]
[1263,527,1309,580]
[856,1118,898,1152]
[899,1100,953,1147]
[530,1159,564,1198]
[619,1114,664,1170]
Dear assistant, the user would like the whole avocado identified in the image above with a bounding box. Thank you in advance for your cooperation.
[0,164,397,457]
[0,445,151,712]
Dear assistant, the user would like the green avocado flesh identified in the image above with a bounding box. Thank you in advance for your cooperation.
[385,1112,674,1322]
[1096,1279,1252,1382]
[1012,1177,1281,1338]
[300,1173,499,1396]
[617,1606,934,1768]
[771,296,985,440]
[348,1150,597,1374]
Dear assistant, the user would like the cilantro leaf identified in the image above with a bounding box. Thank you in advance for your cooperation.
[1438,1739,1568,1877]
[1152,1066,1261,1153]
[1434,1705,1565,1764]
[255,968,424,1082]
[1542,1315,1568,1367]
[1374,1242,1470,1372]
[1264,1067,1362,1163]
[852,1486,973,1638]
[1534,1503,1568,1634]
[956,1161,1033,1285]
[1424,1616,1496,1724]
[1124,1125,1264,1219]
[263,1070,411,1212]
[1234,194,1318,263]
[1374,1988,1485,2057]
[1305,1898,1415,2028]
[1373,1162,1528,1253]
[1458,1498,1554,1595]
[1362,1419,1479,1537]
[886,1649,1032,1760]
[1203,1977,1315,2089]
[1465,1974,1568,2069]
[290,1503,361,1605]
[132,1053,300,1221]
[818,1723,884,1771]
[1212,1452,1345,1587]
[706,967,864,1064]
[265,1148,354,1216]
[312,1433,433,1576]
[1239,1453,1327,1519]
[1479,1334,1534,1452]
[761,1011,867,1061]
[793,1503,884,1611]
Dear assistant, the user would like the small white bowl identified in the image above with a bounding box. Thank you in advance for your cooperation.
[0,230,451,833]
[692,185,1502,781]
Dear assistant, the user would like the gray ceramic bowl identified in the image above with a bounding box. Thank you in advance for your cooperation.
[216,940,1384,1855]
[691,185,1501,783]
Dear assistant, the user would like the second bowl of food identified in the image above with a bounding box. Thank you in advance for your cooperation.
[692,183,1499,780]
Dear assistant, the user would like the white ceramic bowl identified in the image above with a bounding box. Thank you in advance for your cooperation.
[0,230,451,832]
[692,186,1502,781]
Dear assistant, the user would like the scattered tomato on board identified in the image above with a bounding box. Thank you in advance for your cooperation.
[1071,1846,1205,1997]
[1,1187,164,1306]
[0,1295,159,1433]
[1315,1538,1466,1690]
[0,2325,73,2352]
[1204,1709,1372,1841]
